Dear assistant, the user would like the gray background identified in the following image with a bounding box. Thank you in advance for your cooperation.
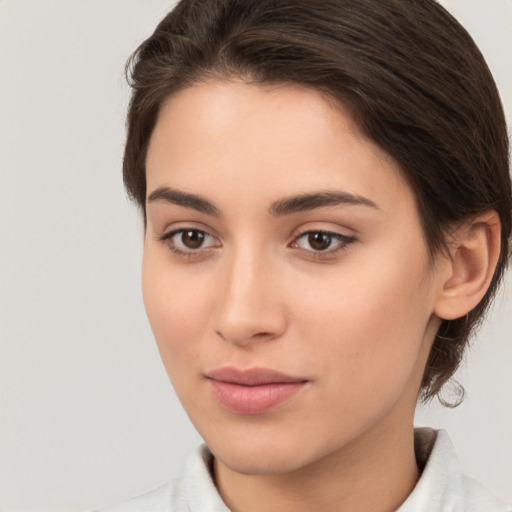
[0,1,510,510]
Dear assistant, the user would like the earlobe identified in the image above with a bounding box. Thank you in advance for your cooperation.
[434,210,501,321]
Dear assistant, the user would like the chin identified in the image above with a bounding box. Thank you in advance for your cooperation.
[202,421,331,476]
[212,441,311,476]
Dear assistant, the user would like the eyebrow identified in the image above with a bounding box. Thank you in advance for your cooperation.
[268,191,378,216]
[147,186,378,217]
[147,187,222,216]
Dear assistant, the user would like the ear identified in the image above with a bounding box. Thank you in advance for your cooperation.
[434,210,501,321]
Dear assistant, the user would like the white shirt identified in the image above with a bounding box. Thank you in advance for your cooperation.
[94,428,511,512]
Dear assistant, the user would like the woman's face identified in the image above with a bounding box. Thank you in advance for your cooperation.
[143,80,446,475]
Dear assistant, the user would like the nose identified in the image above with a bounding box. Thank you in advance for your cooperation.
[214,248,287,347]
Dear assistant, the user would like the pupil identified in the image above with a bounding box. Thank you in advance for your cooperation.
[182,230,204,249]
[308,232,331,251]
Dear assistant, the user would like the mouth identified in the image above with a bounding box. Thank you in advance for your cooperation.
[205,366,308,415]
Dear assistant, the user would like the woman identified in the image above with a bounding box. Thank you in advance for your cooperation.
[97,0,512,510]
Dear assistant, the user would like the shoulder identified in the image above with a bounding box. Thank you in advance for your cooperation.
[89,479,187,512]
[90,444,229,512]
[461,475,512,512]
[398,428,511,512]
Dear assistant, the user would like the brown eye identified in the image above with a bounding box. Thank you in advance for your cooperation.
[307,232,333,251]
[160,228,219,255]
[181,230,206,249]
[293,230,354,255]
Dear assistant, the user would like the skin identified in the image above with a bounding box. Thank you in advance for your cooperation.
[141,79,485,512]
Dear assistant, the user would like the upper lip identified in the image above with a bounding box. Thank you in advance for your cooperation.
[205,366,307,386]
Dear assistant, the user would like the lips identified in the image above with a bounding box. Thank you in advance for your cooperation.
[206,366,308,415]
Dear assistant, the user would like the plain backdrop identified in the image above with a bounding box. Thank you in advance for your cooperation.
[0,1,511,511]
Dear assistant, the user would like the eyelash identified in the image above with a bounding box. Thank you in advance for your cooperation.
[291,231,355,259]
[158,228,218,257]
[157,228,356,259]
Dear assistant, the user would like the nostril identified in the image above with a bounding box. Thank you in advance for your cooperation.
[215,329,278,346]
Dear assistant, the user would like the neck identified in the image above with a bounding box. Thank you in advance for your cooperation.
[214,417,420,512]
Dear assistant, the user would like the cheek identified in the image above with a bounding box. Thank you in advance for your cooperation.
[289,248,433,398]
[141,249,215,371]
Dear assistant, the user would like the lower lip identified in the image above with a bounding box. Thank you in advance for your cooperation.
[208,380,307,415]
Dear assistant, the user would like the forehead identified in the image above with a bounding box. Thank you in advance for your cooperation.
[146,79,411,213]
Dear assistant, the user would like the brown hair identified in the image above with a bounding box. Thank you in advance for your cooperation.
[123,0,511,404]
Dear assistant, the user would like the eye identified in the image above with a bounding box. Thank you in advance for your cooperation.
[293,230,355,254]
[159,228,220,255]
